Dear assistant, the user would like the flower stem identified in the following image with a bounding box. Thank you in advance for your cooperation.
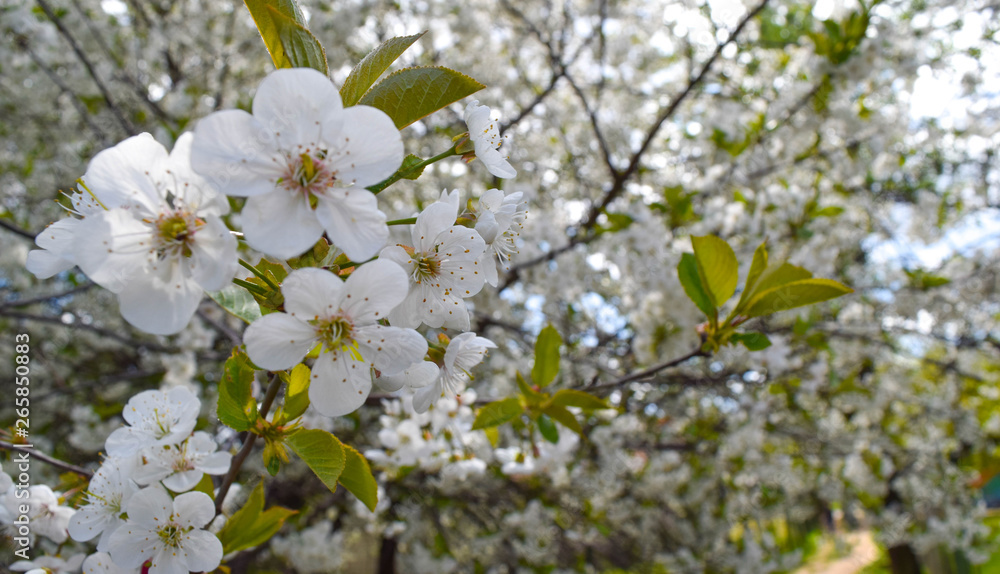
[386,217,417,226]
[214,373,283,515]
[239,258,280,291]
[367,146,459,194]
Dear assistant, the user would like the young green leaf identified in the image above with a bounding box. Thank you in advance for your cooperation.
[550,389,607,410]
[730,332,772,351]
[339,444,379,512]
[537,413,560,443]
[279,363,310,423]
[286,429,346,493]
[399,154,427,180]
[266,5,328,75]
[750,262,813,296]
[542,404,583,435]
[743,278,853,318]
[340,32,426,106]
[677,252,716,318]
[358,66,485,129]
[531,324,561,387]
[243,0,308,70]
[218,350,258,432]
[691,235,739,306]
[218,482,297,555]
[208,285,263,324]
[736,241,769,311]
[471,397,523,430]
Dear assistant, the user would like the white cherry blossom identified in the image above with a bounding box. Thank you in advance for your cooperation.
[464,100,516,179]
[244,262,427,417]
[133,431,232,492]
[69,455,140,551]
[413,332,496,413]
[105,387,200,458]
[82,552,135,574]
[25,190,104,278]
[380,190,487,331]
[474,188,527,287]
[10,553,86,574]
[107,488,222,574]
[68,132,238,335]
[191,67,403,260]
[3,485,75,544]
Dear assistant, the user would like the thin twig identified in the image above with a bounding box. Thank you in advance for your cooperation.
[35,0,136,136]
[0,219,37,241]
[1,283,96,310]
[214,373,283,515]
[0,440,93,478]
[586,347,707,392]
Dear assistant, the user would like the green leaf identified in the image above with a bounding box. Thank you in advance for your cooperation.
[218,482,297,555]
[542,404,583,435]
[691,235,739,306]
[190,473,216,498]
[814,206,845,218]
[279,363,310,423]
[339,445,379,512]
[677,253,716,318]
[750,262,814,296]
[484,427,500,448]
[736,241,769,312]
[550,389,607,410]
[730,332,772,351]
[531,324,561,387]
[743,278,853,318]
[358,66,485,129]
[243,0,308,70]
[266,5,328,75]
[471,397,523,430]
[208,284,263,324]
[218,349,258,432]
[286,429,346,493]
[537,413,559,443]
[340,32,426,106]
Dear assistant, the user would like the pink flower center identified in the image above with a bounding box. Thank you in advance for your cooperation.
[281,151,336,205]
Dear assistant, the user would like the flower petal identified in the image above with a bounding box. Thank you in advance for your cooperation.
[244,313,317,371]
[172,491,215,529]
[117,262,203,335]
[252,68,345,150]
[314,188,388,261]
[411,200,457,252]
[125,487,172,528]
[310,351,372,417]
[187,216,238,291]
[242,190,325,259]
[412,380,442,414]
[73,210,151,293]
[190,110,280,197]
[340,259,408,323]
[84,133,167,214]
[356,325,428,376]
[326,105,403,187]
[281,267,346,320]
[179,529,224,573]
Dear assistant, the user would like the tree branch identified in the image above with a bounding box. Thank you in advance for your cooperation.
[0,440,93,478]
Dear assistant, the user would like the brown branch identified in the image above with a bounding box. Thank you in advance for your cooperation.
[1,283,96,310]
[585,347,707,392]
[0,440,93,478]
[214,373,283,515]
[35,0,136,136]
[0,219,37,241]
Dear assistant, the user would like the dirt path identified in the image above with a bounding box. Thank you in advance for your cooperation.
[794,531,880,574]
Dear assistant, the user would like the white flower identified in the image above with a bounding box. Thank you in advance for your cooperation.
[11,554,86,574]
[413,332,496,413]
[133,431,232,492]
[244,262,427,417]
[464,100,516,179]
[105,387,201,457]
[68,132,238,335]
[25,190,104,278]
[82,552,135,574]
[191,67,403,261]
[108,488,222,574]
[3,485,75,543]
[474,188,527,286]
[380,190,487,331]
[69,456,140,551]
